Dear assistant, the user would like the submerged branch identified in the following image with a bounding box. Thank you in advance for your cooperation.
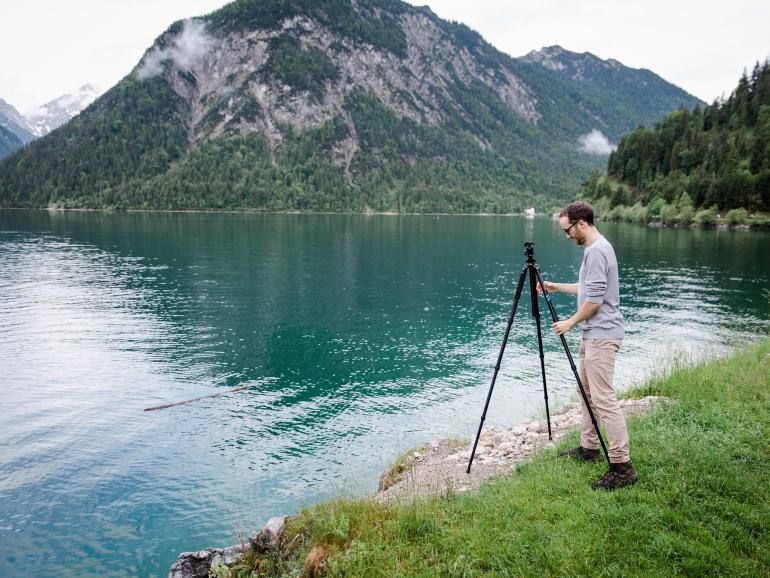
[144,385,250,411]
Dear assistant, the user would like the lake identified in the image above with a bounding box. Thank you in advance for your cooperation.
[1,210,768,577]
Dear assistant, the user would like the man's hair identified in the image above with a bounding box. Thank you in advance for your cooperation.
[560,201,594,225]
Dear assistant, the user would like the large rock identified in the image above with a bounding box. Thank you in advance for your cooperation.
[168,545,246,578]
[249,516,288,552]
[169,516,288,577]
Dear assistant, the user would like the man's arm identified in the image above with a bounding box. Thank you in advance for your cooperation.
[552,247,609,335]
[538,281,578,296]
[553,300,600,335]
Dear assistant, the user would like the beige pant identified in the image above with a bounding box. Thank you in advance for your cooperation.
[577,338,630,463]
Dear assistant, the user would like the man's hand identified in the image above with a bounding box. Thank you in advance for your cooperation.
[552,319,574,335]
[554,302,599,335]
[537,281,557,296]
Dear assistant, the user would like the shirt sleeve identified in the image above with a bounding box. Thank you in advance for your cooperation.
[583,248,608,304]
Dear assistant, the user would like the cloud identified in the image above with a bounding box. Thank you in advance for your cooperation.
[578,129,615,155]
[135,19,214,80]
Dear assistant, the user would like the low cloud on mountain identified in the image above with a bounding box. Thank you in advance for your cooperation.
[578,129,616,155]
[136,19,214,80]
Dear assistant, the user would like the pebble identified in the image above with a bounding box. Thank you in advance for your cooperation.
[533,422,550,434]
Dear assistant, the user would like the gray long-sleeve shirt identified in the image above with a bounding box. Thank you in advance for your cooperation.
[577,234,625,339]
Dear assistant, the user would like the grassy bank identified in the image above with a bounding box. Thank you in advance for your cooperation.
[218,340,770,577]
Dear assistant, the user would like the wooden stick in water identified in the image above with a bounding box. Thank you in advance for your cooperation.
[144,385,250,411]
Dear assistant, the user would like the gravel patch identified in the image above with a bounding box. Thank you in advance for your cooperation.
[376,396,666,503]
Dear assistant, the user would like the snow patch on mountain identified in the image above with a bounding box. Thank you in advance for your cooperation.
[24,84,101,137]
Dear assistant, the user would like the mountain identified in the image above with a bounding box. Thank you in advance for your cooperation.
[580,59,770,220]
[0,99,35,143]
[0,87,100,160]
[24,84,101,137]
[0,99,35,159]
[0,124,24,160]
[520,45,703,143]
[0,0,703,212]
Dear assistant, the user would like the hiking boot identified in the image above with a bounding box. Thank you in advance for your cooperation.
[558,446,602,462]
[592,461,639,490]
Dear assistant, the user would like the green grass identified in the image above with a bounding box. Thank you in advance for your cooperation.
[216,339,770,577]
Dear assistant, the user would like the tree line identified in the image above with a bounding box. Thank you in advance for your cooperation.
[580,60,770,227]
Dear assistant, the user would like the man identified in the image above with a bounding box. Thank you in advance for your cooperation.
[540,201,638,490]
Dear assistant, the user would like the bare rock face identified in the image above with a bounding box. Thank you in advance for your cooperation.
[137,5,540,161]
[522,46,568,72]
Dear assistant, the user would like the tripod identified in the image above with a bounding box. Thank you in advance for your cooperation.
[466,242,610,472]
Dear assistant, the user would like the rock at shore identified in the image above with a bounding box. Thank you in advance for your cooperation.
[168,516,287,578]
[168,545,246,578]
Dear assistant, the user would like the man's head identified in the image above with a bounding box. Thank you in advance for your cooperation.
[559,201,595,246]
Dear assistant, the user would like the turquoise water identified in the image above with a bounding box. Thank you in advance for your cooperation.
[1,211,768,577]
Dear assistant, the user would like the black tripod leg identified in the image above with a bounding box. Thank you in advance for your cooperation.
[529,266,552,440]
[532,265,610,464]
[467,265,528,473]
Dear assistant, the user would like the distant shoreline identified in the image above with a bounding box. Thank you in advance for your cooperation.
[2,207,768,229]
[1,206,534,217]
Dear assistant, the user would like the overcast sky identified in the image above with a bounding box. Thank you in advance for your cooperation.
[2,0,769,113]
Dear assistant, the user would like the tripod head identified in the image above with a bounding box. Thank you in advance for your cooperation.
[524,241,535,264]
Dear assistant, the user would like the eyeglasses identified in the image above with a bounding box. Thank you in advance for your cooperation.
[562,221,579,235]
